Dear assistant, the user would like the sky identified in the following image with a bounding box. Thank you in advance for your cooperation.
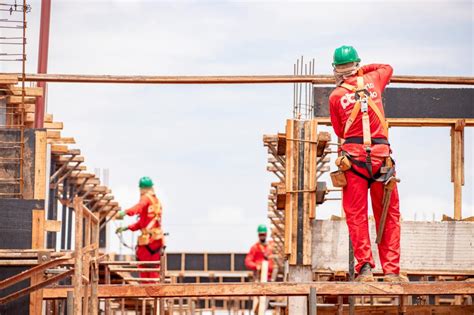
[1,0,472,254]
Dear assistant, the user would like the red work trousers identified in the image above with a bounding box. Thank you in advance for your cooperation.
[342,157,401,275]
[136,239,163,281]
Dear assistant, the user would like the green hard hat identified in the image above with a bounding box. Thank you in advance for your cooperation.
[139,176,154,188]
[257,224,268,234]
[333,45,361,66]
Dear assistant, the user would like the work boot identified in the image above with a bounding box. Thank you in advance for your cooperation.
[355,263,375,282]
[384,273,409,283]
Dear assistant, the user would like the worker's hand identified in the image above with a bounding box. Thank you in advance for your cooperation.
[115,210,126,220]
[256,264,261,271]
[115,226,128,234]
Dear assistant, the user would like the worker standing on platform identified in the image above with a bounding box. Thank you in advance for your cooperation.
[115,176,165,281]
[245,224,274,281]
[329,46,406,282]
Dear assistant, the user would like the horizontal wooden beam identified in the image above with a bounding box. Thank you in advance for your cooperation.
[41,282,474,299]
[5,73,473,85]
[316,305,474,315]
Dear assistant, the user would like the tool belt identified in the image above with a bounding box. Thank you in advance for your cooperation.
[330,137,395,187]
[138,227,164,246]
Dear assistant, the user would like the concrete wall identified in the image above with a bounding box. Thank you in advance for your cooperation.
[312,219,474,273]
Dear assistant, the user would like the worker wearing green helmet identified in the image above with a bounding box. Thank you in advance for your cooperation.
[245,224,274,279]
[329,46,405,283]
[114,176,165,281]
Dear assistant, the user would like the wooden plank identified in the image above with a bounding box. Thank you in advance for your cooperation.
[302,121,311,265]
[43,122,63,130]
[452,121,464,220]
[290,120,300,265]
[30,209,45,315]
[316,131,331,157]
[73,197,84,315]
[20,73,474,85]
[46,130,61,139]
[45,220,61,232]
[7,96,37,104]
[10,86,44,97]
[47,137,75,144]
[315,305,474,315]
[277,133,286,155]
[308,121,318,219]
[0,74,19,84]
[34,130,47,200]
[284,120,294,256]
[51,144,68,154]
[24,103,35,113]
[41,281,474,299]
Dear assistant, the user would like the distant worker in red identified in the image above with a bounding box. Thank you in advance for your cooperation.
[329,46,406,282]
[245,224,274,280]
[115,176,165,280]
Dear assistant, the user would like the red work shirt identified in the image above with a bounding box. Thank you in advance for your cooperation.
[245,241,274,273]
[329,64,393,157]
[126,193,162,232]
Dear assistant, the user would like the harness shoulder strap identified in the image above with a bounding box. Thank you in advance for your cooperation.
[367,98,389,138]
[340,83,356,92]
[342,75,389,141]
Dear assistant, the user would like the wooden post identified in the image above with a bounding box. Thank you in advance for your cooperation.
[104,265,110,315]
[30,209,45,315]
[66,291,73,315]
[285,119,316,265]
[451,120,465,220]
[257,260,269,315]
[90,213,99,315]
[73,197,83,314]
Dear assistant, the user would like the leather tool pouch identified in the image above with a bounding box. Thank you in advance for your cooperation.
[335,156,352,171]
[330,170,347,187]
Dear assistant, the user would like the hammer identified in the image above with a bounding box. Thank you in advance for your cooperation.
[376,176,400,244]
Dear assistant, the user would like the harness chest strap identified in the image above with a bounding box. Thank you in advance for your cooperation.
[341,79,389,141]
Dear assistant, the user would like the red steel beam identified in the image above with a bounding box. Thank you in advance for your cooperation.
[34,0,52,128]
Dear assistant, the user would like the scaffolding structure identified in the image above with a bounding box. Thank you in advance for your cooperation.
[0,0,30,198]
[0,10,472,312]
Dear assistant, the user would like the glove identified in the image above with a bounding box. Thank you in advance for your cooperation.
[115,226,128,234]
[115,210,126,220]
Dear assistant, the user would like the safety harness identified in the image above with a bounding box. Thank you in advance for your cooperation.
[340,72,394,185]
[137,193,164,247]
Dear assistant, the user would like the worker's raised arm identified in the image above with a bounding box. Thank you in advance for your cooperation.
[362,64,393,89]
[124,195,149,216]
[329,94,344,139]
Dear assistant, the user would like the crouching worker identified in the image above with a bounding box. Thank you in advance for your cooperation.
[115,176,165,281]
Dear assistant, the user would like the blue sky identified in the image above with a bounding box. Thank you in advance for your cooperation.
[1,0,472,253]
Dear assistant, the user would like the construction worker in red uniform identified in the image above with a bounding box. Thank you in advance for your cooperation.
[245,224,274,280]
[329,46,406,282]
[115,176,165,280]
